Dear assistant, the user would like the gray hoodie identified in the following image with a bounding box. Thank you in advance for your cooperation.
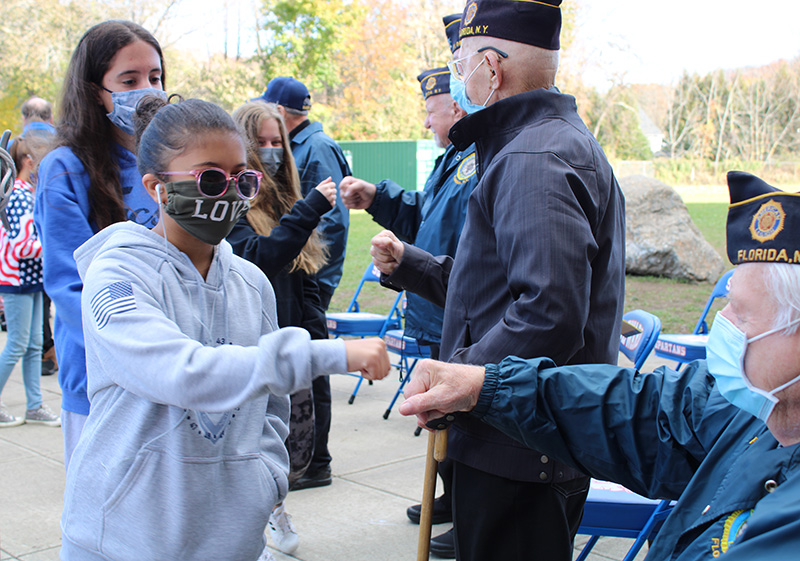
[61,222,347,561]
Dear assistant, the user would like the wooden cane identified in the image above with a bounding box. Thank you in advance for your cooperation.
[416,427,449,561]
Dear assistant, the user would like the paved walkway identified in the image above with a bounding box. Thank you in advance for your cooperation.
[0,329,655,560]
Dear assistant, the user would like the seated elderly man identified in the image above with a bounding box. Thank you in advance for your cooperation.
[399,171,800,560]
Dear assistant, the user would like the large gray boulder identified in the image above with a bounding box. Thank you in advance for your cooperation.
[621,175,725,282]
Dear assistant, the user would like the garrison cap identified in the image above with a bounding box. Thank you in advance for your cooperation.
[417,68,451,100]
[443,13,462,53]
[257,77,312,111]
[726,171,800,265]
[459,0,562,50]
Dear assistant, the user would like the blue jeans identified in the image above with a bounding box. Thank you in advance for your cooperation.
[0,291,43,410]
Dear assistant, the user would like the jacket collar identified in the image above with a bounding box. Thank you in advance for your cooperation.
[290,120,323,145]
[448,87,576,153]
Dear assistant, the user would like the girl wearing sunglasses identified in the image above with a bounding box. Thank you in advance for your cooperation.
[230,101,337,557]
[35,20,166,470]
[59,95,389,560]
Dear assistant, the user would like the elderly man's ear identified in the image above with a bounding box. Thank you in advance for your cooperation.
[486,53,504,91]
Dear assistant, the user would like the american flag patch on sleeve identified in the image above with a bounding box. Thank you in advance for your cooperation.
[91,281,137,329]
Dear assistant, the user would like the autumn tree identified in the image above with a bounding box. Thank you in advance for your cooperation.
[0,0,113,132]
[663,60,800,164]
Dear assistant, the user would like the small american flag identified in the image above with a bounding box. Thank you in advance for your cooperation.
[91,281,136,329]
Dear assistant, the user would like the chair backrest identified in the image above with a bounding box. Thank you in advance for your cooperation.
[619,309,662,371]
[692,269,734,335]
[345,263,385,313]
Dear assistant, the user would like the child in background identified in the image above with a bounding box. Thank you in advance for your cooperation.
[35,20,165,469]
[230,100,336,556]
[0,136,60,427]
[59,95,388,560]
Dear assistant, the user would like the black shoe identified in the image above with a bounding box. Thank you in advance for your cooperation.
[42,359,57,376]
[406,495,452,525]
[289,466,332,491]
[430,528,456,559]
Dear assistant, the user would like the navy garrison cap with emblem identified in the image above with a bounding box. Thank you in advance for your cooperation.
[257,77,312,111]
[443,13,462,53]
[417,68,451,100]
[459,0,562,50]
[726,171,800,265]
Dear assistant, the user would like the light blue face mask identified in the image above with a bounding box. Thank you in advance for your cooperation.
[707,311,800,422]
[258,147,284,176]
[105,87,167,135]
[449,64,494,115]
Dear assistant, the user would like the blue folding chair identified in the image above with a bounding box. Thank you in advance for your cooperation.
[619,309,662,371]
[326,263,403,403]
[382,323,431,420]
[654,269,733,367]
[577,309,672,561]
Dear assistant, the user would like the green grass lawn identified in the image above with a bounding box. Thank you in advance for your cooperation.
[329,202,731,334]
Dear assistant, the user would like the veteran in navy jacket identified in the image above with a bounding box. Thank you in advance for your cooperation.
[400,172,800,561]
[370,1,625,559]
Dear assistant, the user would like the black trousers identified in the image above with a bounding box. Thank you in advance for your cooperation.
[308,375,332,473]
[452,460,589,561]
[309,285,335,475]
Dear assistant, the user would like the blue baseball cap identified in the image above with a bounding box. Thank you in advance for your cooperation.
[255,77,312,111]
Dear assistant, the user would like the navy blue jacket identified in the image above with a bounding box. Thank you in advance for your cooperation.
[227,189,331,340]
[289,120,351,297]
[366,143,477,343]
[386,88,626,481]
[477,357,800,561]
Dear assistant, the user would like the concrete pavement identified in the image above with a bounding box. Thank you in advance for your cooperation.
[0,331,654,561]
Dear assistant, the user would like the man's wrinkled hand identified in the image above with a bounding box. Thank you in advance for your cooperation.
[398,359,486,429]
[370,230,404,276]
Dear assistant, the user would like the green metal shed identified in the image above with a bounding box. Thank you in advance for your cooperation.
[338,139,444,192]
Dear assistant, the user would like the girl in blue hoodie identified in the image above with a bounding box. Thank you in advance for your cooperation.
[61,96,389,560]
[35,20,167,470]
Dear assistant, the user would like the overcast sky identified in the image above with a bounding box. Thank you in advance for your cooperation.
[170,0,800,88]
[574,0,800,87]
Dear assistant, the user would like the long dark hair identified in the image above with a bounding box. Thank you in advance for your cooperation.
[55,20,165,229]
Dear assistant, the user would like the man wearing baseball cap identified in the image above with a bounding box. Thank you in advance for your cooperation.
[400,172,800,561]
[255,76,352,491]
[369,1,625,559]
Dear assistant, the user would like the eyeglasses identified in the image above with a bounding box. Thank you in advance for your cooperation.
[159,167,262,199]
[447,46,509,82]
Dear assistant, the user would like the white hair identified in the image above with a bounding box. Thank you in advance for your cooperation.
[763,262,800,335]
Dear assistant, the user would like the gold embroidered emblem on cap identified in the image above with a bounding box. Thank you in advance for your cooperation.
[464,2,478,25]
[749,199,785,243]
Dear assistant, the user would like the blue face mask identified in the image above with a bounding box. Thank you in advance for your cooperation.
[449,63,495,115]
[105,88,167,135]
[707,312,800,422]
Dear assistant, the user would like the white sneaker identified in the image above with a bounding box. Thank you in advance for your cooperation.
[25,404,61,427]
[268,503,299,554]
[0,403,24,428]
